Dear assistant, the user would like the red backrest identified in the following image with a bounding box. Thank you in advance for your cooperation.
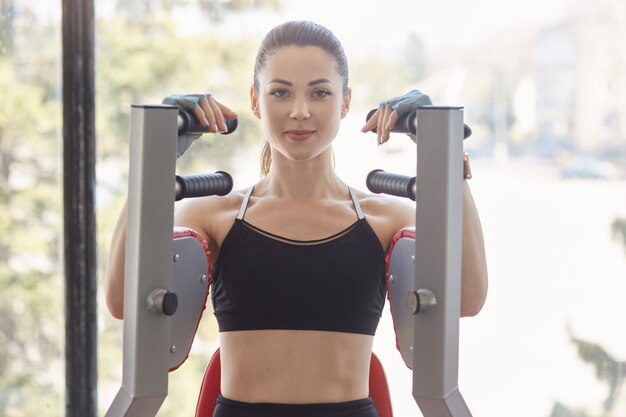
[194,349,393,417]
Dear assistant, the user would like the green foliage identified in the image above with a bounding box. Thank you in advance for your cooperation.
[94,3,278,417]
[0,41,63,417]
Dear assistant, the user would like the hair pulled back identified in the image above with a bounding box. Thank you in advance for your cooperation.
[255,21,349,176]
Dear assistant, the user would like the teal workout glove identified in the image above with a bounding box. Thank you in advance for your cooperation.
[162,94,208,158]
[379,89,432,114]
[379,90,432,142]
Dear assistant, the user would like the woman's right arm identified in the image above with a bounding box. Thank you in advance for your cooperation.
[104,201,128,319]
[104,94,236,319]
[103,198,214,320]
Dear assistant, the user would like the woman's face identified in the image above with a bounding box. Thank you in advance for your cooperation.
[251,46,351,164]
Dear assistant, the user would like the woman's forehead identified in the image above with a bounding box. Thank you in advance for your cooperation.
[260,46,341,84]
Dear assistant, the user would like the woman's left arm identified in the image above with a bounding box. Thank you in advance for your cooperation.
[459,181,488,316]
[367,90,488,316]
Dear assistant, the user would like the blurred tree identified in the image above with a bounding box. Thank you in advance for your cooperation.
[351,59,411,110]
[1,1,284,416]
[0,0,14,54]
[568,333,626,412]
[611,217,626,255]
[0,37,63,417]
[403,32,427,84]
[95,2,283,416]
[547,222,626,417]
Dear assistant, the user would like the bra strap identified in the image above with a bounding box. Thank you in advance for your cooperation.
[236,187,254,220]
[348,187,365,220]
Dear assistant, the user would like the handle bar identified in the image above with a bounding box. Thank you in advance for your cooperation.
[365,109,472,139]
[175,171,233,201]
[366,169,416,201]
[177,109,238,136]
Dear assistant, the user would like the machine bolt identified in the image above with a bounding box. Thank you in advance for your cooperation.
[389,274,395,284]
[408,289,437,315]
[173,253,181,262]
[411,255,415,263]
[201,274,208,283]
[170,345,177,353]
[408,291,420,314]
[147,289,178,316]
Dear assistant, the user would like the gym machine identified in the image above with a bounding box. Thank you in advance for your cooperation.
[104,103,473,417]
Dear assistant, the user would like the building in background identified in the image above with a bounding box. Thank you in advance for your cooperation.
[535,0,626,157]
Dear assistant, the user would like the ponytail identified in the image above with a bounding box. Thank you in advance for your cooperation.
[260,141,272,177]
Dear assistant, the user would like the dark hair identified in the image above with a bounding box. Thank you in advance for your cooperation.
[255,21,349,176]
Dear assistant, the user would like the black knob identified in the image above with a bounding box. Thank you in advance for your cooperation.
[162,291,178,316]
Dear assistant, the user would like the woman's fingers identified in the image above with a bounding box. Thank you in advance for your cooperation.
[217,101,238,121]
[361,109,379,133]
[199,95,218,132]
[198,95,238,133]
[385,110,399,132]
[379,105,393,144]
[193,102,210,128]
[360,106,399,145]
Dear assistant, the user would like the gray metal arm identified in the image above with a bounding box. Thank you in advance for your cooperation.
[105,105,179,417]
[413,107,470,416]
[387,106,472,417]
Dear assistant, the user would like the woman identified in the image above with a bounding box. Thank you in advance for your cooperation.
[105,20,488,417]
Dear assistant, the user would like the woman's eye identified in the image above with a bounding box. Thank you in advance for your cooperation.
[312,89,331,98]
[271,89,289,98]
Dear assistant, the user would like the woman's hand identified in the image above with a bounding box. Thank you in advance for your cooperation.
[163,93,237,133]
[361,90,431,145]
[162,93,238,158]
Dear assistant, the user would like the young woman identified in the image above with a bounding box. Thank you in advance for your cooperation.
[105,20,488,417]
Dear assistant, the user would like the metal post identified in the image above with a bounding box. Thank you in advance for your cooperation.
[62,0,97,415]
[412,107,472,416]
[105,105,178,417]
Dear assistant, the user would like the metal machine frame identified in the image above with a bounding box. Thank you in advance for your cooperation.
[104,104,473,417]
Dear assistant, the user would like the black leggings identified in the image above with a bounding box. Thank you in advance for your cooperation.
[213,394,380,417]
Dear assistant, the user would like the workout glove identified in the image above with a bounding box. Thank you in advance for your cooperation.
[380,90,432,142]
[162,94,206,158]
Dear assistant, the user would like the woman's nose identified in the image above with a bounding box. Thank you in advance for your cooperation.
[289,98,310,120]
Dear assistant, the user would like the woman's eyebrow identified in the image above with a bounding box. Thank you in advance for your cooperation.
[267,78,332,86]
[268,78,292,86]
[308,78,332,86]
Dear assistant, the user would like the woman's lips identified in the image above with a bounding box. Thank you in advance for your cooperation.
[285,130,316,141]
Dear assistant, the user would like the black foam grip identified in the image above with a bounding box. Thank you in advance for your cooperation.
[365,109,472,139]
[178,109,238,136]
[175,171,233,201]
[366,109,416,135]
[366,169,416,201]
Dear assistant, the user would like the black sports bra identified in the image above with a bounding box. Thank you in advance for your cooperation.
[210,187,387,335]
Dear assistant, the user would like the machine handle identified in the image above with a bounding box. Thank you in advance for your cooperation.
[366,169,416,201]
[175,171,233,201]
[177,109,238,136]
[366,108,417,135]
[365,108,472,139]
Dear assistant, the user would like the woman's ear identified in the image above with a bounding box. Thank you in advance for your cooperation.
[250,85,261,119]
[341,87,352,119]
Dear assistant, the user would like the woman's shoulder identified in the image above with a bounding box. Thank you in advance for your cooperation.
[350,187,415,230]
[178,186,250,213]
[174,186,252,239]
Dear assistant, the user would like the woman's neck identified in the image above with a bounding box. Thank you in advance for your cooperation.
[256,150,346,201]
